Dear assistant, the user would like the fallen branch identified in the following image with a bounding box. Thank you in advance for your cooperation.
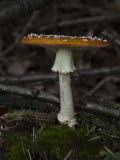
[0,95,57,111]
[0,11,38,57]
[0,92,120,120]
[0,83,59,104]
[83,76,120,98]
[102,30,120,47]
[78,97,120,120]
[60,4,112,15]
[0,73,58,84]
[0,0,52,26]
[38,14,120,31]
[0,66,120,84]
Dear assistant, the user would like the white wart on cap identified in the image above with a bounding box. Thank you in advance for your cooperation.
[22,34,107,51]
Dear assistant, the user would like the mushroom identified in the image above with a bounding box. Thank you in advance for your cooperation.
[22,34,107,128]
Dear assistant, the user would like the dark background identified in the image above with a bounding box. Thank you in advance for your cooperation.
[0,0,120,102]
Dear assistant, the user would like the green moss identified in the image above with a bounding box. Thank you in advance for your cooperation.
[3,122,119,160]
[4,131,31,160]
[34,125,103,159]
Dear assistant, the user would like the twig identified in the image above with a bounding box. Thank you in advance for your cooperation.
[88,136,101,141]
[60,4,112,15]
[80,97,120,120]
[32,127,35,142]
[85,126,96,136]
[1,66,120,84]
[101,29,120,53]
[27,149,32,160]
[0,83,59,104]
[101,30,120,46]
[20,138,28,160]
[0,89,120,120]
[100,131,120,140]
[104,146,120,160]
[0,95,57,110]
[0,11,38,57]
[0,0,52,26]
[74,66,120,79]
[7,118,23,122]
[38,14,120,31]
[1,111,57,126]
[1,94,120,123]
[63,150,73,160]
[0,31,2,53]
[0,73,58,84]
[53,0,58,33]
[84,76,120,97]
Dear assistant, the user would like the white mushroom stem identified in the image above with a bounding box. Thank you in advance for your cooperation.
[51,49,77,127]
[58,73,76,127]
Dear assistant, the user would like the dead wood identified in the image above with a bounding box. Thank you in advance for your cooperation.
[0,66,120,84]
[0,91,120,120]
[77,97,120,120]
[0,95,57,111]
[0,0,52,26]
[0,83,59,104]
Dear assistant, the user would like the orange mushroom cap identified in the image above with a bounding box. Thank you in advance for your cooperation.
[22,34,107,51]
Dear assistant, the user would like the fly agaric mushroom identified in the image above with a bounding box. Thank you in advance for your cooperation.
[22,34,107,128]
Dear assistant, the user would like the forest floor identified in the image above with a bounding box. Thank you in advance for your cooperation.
[0,0,120,159]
